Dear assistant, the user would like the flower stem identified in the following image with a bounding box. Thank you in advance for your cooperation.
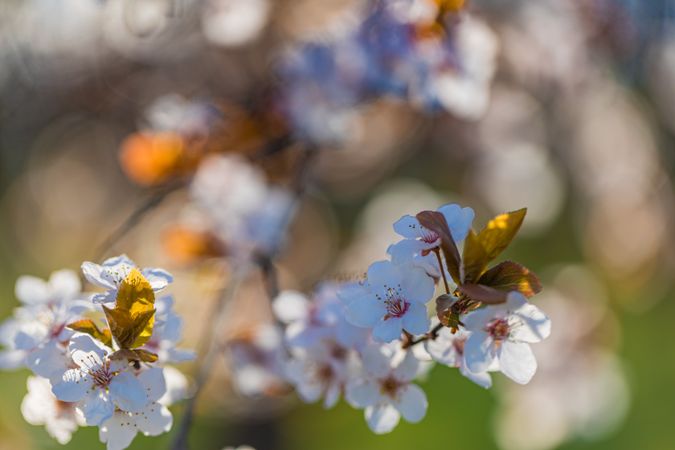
[433,247,451,295]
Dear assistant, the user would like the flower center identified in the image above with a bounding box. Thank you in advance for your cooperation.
[380,376,402,398]
[486,318,510,341]
[379,286,410,320]
[88,359,114,388]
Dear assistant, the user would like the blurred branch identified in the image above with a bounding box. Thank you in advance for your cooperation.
[92,180,184,263]
[170,265,248,450]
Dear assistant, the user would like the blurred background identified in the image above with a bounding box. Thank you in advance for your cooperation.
[1,0,674,449]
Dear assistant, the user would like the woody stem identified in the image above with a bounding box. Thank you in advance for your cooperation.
[433,247,451,295]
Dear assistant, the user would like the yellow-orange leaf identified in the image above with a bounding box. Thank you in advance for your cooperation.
[476,208,527,262]
[478,261,542,298]
[67,319,113,348]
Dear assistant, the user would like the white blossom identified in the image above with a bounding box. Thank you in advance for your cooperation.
[21,376,85,444]
[81,255,173,304]
[463,292,551,385]
[340,260,434,343]
[346,344,428,434]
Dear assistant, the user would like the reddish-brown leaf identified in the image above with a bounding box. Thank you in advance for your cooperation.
[478,260,542,298]
[416,210,461,284]
[457,283,508,305]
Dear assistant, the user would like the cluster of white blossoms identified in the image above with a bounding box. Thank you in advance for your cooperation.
[0,255,193,449]
[271,204,551,433]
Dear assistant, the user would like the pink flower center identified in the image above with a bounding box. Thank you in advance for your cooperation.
[419,227,439,244]
[378,286,410,320]
[486,318,510,341]
[452,337,466,356]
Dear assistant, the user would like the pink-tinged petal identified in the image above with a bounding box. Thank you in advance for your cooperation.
[394,384,427,422]
[109,372,148,413]
[48,270,81,300]
[401,303,430,336]
[387,239,428,263]
[438,204,474,243]
[372,317,403,343]
[99,411,138,450]
[52,369,91,402]
[498,341,537,385]
[142,268,173,291]
[81,390,115,426]
[345,297,386,328]
[365,403,400,434]
[459,365,492,389]
[272,290,309,324]
[392,351,420,383]
[464,331,496,374]
[15,276,50,305]
[81,262,116,290]
[137,367,167,403]
[399,265,435,304]
[135,403,173,436]
[360,345,393,378]
[393,215,423,239]
[346,380,380,408]
[323,382,341,409]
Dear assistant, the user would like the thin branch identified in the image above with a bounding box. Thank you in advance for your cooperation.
[433,247,451,295]
[169,265,248,450]
[93,180,184,262]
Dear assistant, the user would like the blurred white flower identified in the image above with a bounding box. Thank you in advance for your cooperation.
[202,0,271,47]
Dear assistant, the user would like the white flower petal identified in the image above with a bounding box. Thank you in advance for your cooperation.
[399,265,435,304]
[81,390,115,426]
[99,411,138,450]
[392,351,420,383]
[69,334,108,369]
[345,297,386,328]
[323,382,341,409]
[346,380,380,408]
[425,328,460,366]
[137,367,167,403]
[272,290,309,324]
[15,276,50,305]
[498,341,537,385]
[366,261,398,297]
[394,384,427,423]
[26,341,67,379]
[463,331,496,374]
[393,215,423,239]
[438,204,474,242]
[81,262,116,289]
[142,268,173,291]
[49,270,81,299]
[135,403,173,436]
[365,403,400,434]
[372,317,403,343]
[109,372,148,413]
[459,365,492,389]
[361,345,393,378]
[52,369,91,402]
[401,303,430,335]
[462,307,497,331]
[511,302,551,343]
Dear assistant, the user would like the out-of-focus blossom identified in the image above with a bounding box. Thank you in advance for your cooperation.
[346,344,427,434]
[0,270,89,379]
[202,0,271,47]
[21,376,85,444]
